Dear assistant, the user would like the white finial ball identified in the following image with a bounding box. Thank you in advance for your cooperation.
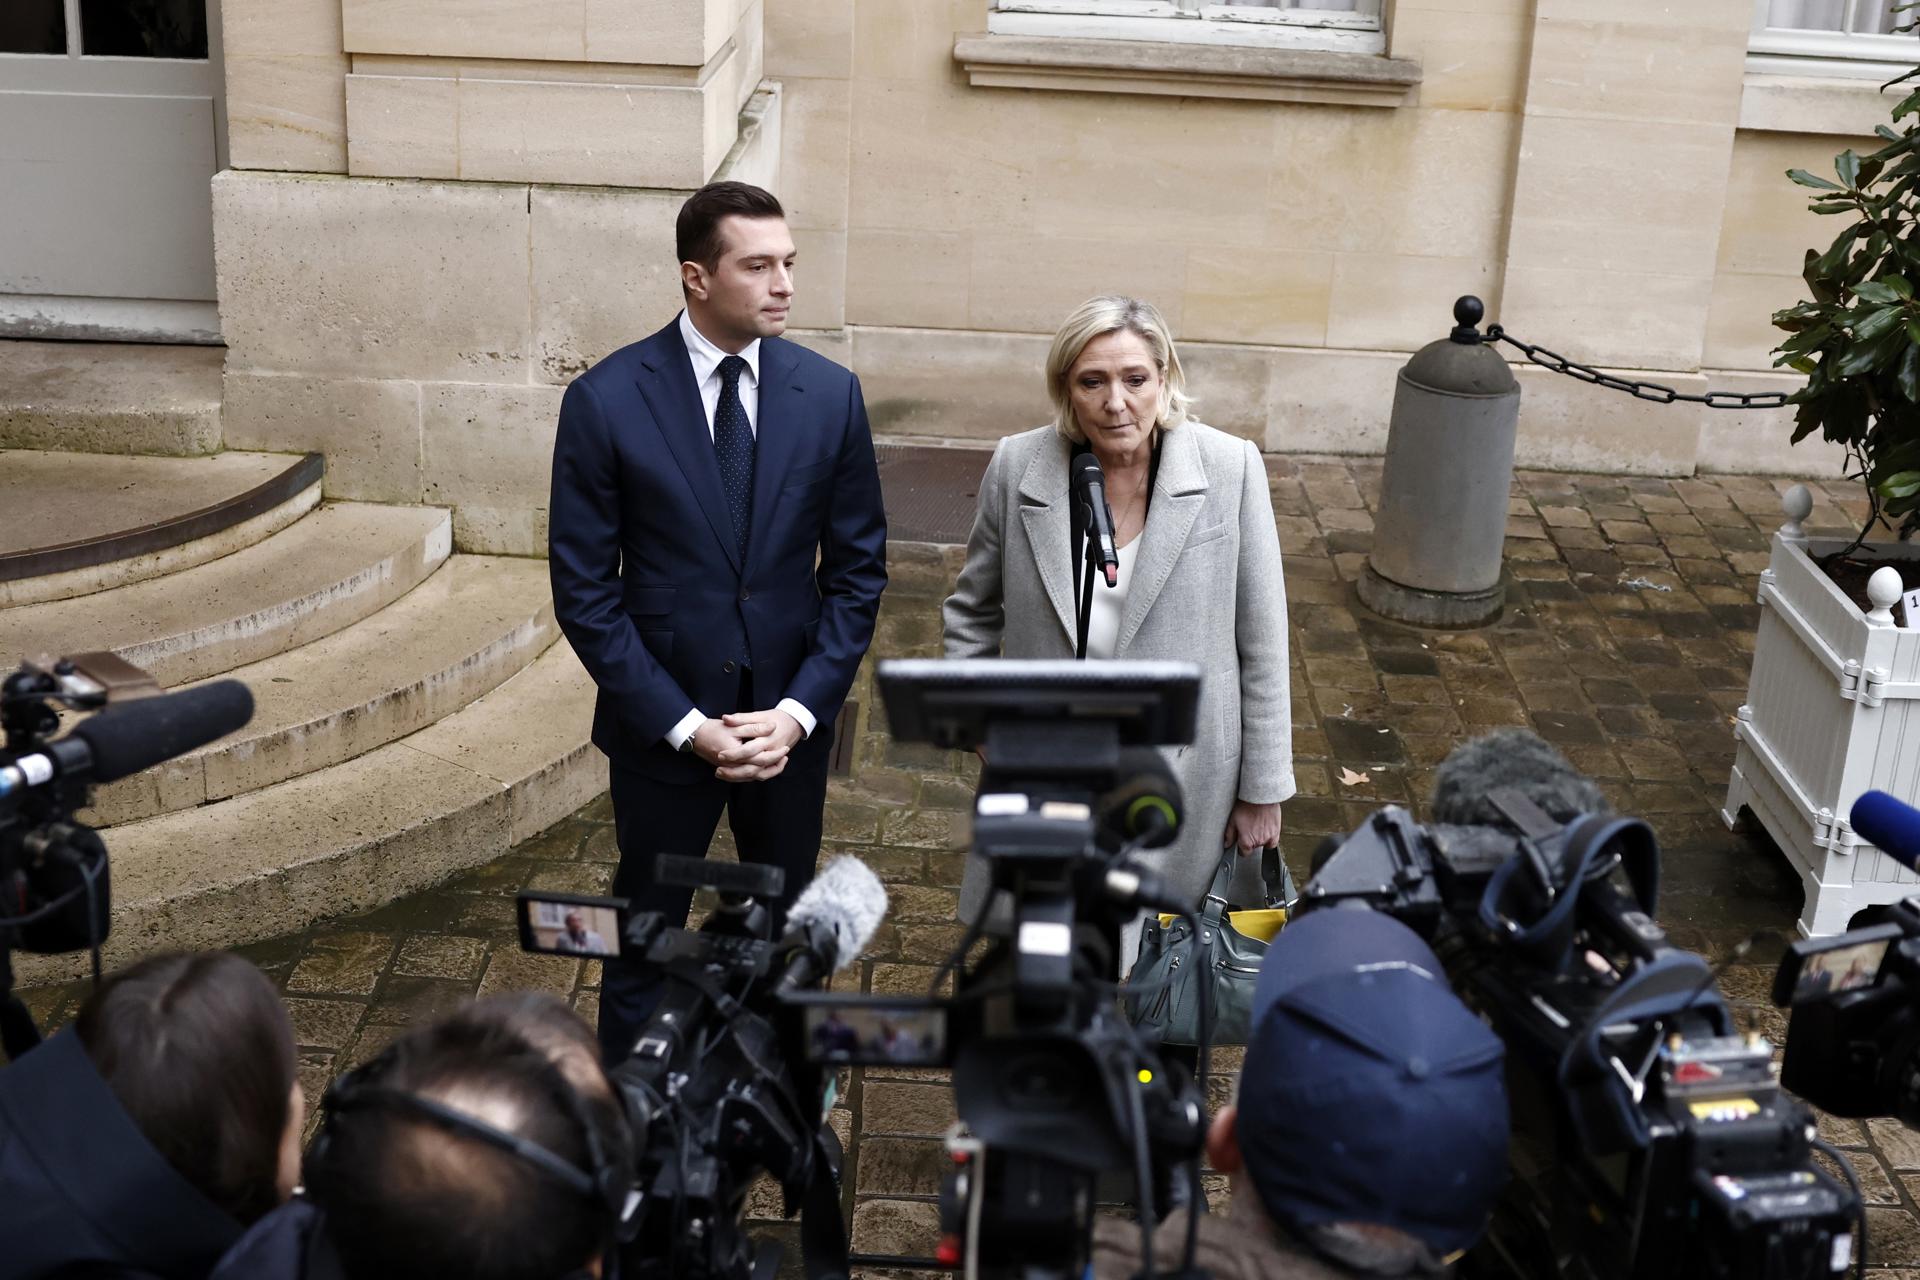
[1782,484,1814,523]
[1869,565,1904,610]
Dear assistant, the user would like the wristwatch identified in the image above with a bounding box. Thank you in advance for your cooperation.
[678,720,703,753]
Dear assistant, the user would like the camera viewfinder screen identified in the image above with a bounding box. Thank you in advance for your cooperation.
[526,899,621,958]
[1790,937,1890,1004]
[805,1003,947,1066]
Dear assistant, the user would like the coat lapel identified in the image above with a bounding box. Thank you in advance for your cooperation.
[1116,427,1208,655]
[746,338,804,577]
[1016,437,1078,646]
[634,320,743,575]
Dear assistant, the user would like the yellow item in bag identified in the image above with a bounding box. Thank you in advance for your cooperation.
[1157,906,1287,944]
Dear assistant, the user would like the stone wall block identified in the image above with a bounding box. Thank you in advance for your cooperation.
[222,0,349,172]
[223,370,424,503]
[790,227,847,331]
[1694,369,1847,477]
[1512,364,1702,476]
[1327,254,1502,353]
[765,0,854,79]
[849,326,1050,439]
[1182,245,1333,348]
[344,74,459,179]
[778,77,853,231]
[214,171,533,384]
[529,186,682,384]
[1498,264,1714,374]
[460,79,709,187]
[845,227,971,330]
[342,0,720,67]
[1388,1,1528,113]
[967,232,1186,335]
[1265,347,1403,456]
[422,382,563,554]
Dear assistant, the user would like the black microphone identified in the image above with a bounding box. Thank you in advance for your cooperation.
[1429,727,1609,829]
[1071,453,1120,588]
[0,680,255,807]
[774,855,888,993]
[1099,747,1184,850]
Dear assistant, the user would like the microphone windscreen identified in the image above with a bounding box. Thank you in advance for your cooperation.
[1852,790,1920,873]
[786,855,888,970]
[71,680,255,783]
[1071,453,1104,485]
[1101,746,1183,848]
[1429,728,1607,829]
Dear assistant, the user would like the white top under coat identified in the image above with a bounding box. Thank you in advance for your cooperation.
[1083,536,1141,660]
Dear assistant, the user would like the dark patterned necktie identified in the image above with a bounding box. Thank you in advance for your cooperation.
[714,354,755,560]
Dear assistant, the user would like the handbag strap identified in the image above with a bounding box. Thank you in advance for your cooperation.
[1259,845,1286,909]
[1201,848,1237,927]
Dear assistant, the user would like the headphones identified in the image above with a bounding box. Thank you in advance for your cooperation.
[312,1034,640,1251]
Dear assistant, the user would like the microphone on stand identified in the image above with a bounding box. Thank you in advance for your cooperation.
[1070,453,1121,588]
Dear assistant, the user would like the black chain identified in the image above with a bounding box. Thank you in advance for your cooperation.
[1483,325,1792,410]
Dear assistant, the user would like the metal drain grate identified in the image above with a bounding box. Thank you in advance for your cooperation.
[874,442,993,545]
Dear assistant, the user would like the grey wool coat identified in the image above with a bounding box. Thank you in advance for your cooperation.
[942,422,1296,929]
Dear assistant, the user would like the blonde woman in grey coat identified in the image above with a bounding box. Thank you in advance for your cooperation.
[942,295,1295,958]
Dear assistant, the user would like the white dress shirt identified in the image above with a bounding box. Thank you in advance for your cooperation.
[665,310,818,752]
[1084,537,1140,660]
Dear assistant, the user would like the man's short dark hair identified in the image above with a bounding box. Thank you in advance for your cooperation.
[74,950,296,1225]
[306,1013,615,1280]
[676,180,785,271]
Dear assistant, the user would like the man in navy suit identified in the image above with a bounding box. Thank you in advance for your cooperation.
[548,181,887,1060]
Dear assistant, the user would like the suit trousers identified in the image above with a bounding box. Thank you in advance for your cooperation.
[597,671,831,1062]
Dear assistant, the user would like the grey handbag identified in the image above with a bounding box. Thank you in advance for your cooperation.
[1124,846,1294,1047]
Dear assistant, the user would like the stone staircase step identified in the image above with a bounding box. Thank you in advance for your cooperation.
[0,450,323,607]
[0,502,451,685]
[87,555,560,826]
[14,637,600,984]
[0,340,224,456]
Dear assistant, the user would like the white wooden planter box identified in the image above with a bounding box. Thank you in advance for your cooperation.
[1724,490,1920,936]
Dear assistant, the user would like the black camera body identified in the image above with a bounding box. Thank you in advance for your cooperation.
[1775,899,1920,1127]
[519,860,847,1280]
[863,659,1211,1280]
[1301,798,1856,1280]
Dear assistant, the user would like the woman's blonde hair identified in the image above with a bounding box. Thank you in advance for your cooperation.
[1046,295,1193,444]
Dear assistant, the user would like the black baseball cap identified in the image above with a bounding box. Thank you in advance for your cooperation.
[1236,908,1509,1260]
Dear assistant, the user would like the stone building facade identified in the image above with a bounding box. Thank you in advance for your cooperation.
[211,0,1899,553]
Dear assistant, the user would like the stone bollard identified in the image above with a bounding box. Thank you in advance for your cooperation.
[1358,296,1522,628]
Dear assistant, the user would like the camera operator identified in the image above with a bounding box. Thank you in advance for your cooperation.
[219,992,634,1280]
[1093,909,1509,1280]
[0,951,304,1280]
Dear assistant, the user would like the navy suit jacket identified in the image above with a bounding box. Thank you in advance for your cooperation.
[549,319,887,782]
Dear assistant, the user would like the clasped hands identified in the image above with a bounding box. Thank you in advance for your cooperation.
[689,708,803,781]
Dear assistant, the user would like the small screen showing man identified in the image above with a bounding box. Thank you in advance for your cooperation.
[805,1004,946,1066]
[527,901,621,958]
[1791,937,1890,1003]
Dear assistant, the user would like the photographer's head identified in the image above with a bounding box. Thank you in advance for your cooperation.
[305,994,631,1280]
[1224,909,1509,1276]
[74,949,302,1225]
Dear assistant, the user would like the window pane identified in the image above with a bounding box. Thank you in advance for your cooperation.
[0,0,67,54]
[1219,0,1364,7]
[81,0,207,58]
[1766,0,1911,32]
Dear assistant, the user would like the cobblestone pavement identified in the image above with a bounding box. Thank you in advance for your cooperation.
[25,456,1920,1273]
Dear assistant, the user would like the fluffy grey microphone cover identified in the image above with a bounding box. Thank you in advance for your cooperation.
[1428,727,1610,829]
[787,855,889,969]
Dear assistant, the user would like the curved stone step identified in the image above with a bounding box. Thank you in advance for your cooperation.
[0,502,451,685]
[0,450,324,607]
[86,555,560,827]
[15,637,601,984]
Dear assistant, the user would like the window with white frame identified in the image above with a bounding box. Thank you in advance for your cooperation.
[986,0,1387,55]
[1750,0,1920,79]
